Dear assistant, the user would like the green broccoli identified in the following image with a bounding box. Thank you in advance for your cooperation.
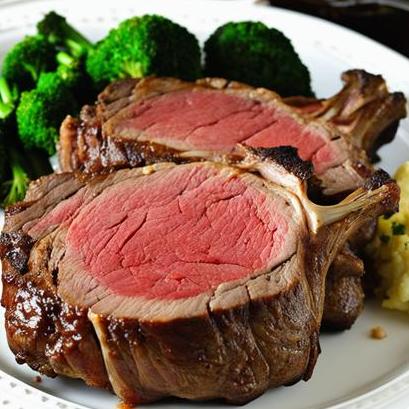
[16,71,78,155]
[204,21,313,97]
[2,35,57,91]
[1,144,29,206]
[86,15,201,88]
[37,11,93,58]
[56,51,97,104]
[0,116,30,206]
[0,77,18,120]
[0,74,53,206]
[0,138,51,206]
[0,77,18,172]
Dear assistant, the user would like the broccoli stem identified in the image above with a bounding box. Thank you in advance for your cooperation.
[123,60,144,78]
[2,146,29,206]
[64,25,93,50]
[0,101,13,119]
[62,24,93,58]
[0,77,13,105]
[22,62,41,83]
[66,38,87,57]
[56,50,75,66]
[0,78,16,119]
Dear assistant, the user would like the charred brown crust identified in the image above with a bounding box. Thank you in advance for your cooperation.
[5,201,34,216]
[343,69,375,88]
[1,272,110,387]
[0,232,34,274]
[363,169,393,191]
[367,89,406,162]
[0,158,400,404]
[246,146,313,180]
[98,78,140,105]
[286,70,407,165]
[321,245,365,331]
[321,275,364,331]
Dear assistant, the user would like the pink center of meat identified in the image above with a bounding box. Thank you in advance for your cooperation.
[64,165,295,300]
[117,90,342,174]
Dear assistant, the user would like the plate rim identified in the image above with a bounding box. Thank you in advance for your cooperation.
[0,1,409,409]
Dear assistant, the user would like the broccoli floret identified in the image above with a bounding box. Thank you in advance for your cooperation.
[0,120,29,206]
[86,15,201,88]
[0,131,54,206]
[0,79,20,190]
[37,11,93,58]
[0,75,53,206]
[204,21,313,97]
[16,72,78,155]
[0,140,52,207]
[2,35,57,91]
[1,145,29,206]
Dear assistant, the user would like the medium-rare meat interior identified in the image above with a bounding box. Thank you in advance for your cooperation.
[1,9,407,407]
[59,76,362,196]
[59,71,405,197]
[1,148,399,405]
[58,71,406,331]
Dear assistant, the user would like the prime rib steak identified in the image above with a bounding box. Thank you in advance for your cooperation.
[59,76,363,197]
[1,148,399,404]
[58,71,406,331]
[59,70,405,197]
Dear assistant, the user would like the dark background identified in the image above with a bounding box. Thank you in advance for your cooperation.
[268,1,409,57]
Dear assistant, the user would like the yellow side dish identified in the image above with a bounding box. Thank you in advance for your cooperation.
[367,162,409,313]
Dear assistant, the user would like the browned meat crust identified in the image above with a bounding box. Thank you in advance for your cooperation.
[285,69,407,162]
[1,152,399,404]
[57,72,406,333]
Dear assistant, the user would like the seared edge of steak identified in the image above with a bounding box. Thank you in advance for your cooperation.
[89,257,319,404]
[0,228,110,387]
[243,146,313,180]
[56,72,406,336]
[85,165,398,404]
[2,147,400,405]
[58,74,377,196]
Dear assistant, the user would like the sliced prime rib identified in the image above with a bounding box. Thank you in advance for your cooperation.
[1,148,399,405]
[59,75,371,197]
[59,71,406,196]
[58,71,406,332]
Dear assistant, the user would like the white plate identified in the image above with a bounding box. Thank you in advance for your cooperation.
[1,0,409,408]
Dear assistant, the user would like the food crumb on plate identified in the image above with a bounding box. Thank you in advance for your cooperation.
[370,326,387,340]
[33,375,42,383]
